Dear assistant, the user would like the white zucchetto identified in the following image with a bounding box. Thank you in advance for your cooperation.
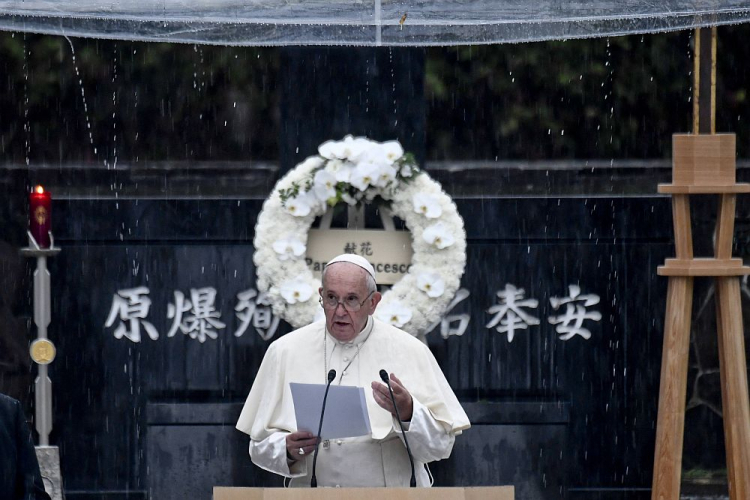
[325,253,376,279]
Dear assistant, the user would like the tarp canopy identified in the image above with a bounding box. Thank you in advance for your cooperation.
[1,1,749,46]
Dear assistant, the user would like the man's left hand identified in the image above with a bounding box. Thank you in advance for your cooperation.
[371,373,413,422]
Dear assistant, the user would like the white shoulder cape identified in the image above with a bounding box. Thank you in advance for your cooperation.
[236,319,470,441]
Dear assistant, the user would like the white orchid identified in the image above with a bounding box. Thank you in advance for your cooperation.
[376,301,413,328]
[272,236,306,261]
[257,136,467,336]
[367,141,404,165]
[422,222,455,249]
[325,159,357,183]
[318,138,348,160]
[279,277,313,304]
[336,164,357,183]
[285,193,313,217]
[340,192,358,205]
[313,169,337,202]
[379,141,404,163]
[373,164,398,188]
[345,136,379,163]
[417,272,446,298]
[319,135,373,162]
[412,193,443,219]
[350,162,380,191]
[361,140,404,165]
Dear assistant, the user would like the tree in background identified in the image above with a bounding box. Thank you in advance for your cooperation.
[0,27,748,164]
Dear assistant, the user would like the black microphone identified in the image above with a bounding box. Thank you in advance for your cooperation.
[379,369,416,487]
[311,369,336,487]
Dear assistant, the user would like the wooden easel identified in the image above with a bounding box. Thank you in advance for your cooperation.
[651,27,750,500]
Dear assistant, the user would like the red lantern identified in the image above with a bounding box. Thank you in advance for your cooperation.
[29,185,52,248]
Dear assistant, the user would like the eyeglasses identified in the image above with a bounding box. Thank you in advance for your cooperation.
[319,291,374,312]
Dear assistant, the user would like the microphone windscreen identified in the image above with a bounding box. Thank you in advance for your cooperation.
[379,369,389,382]
[327,369,336,382]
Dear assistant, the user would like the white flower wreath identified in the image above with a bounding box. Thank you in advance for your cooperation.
[253,136,467,336]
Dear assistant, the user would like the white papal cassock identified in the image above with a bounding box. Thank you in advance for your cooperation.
[236,316,471,487]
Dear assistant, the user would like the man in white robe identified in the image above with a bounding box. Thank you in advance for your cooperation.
[236,254,470,487]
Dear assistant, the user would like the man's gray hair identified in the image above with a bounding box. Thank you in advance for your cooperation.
[364,273,377,294]
[322,262,377,295]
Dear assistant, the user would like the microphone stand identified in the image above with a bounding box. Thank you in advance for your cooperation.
[311,369,336,487]
[380,369,417,487]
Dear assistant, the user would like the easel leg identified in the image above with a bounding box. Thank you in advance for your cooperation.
[715,277,750,500]
[652,276,694,500]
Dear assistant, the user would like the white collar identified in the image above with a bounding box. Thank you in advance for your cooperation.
[325,315,374,347]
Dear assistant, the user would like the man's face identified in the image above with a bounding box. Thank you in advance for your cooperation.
[319,263,381,342]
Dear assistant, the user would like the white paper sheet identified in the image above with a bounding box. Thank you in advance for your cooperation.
[290,383,371,439]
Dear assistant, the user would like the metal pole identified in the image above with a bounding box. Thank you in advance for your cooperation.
[21,232,60,446]
[34,254,52,445]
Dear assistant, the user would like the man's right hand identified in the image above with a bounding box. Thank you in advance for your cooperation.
[286,431,318,461]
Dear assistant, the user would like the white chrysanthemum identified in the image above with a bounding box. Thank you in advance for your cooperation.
[272,236,306,261]
[373,164,398,188]
[350,162,380,191]
[279,277,313,304]
[313,169,337,202]
[417,272,445,298]
[298,156,325,171]
[422,222,456,249]
[400,164,414,177]
[285,194,313,217]
[412,193,443,219]
[376,301,413,328]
